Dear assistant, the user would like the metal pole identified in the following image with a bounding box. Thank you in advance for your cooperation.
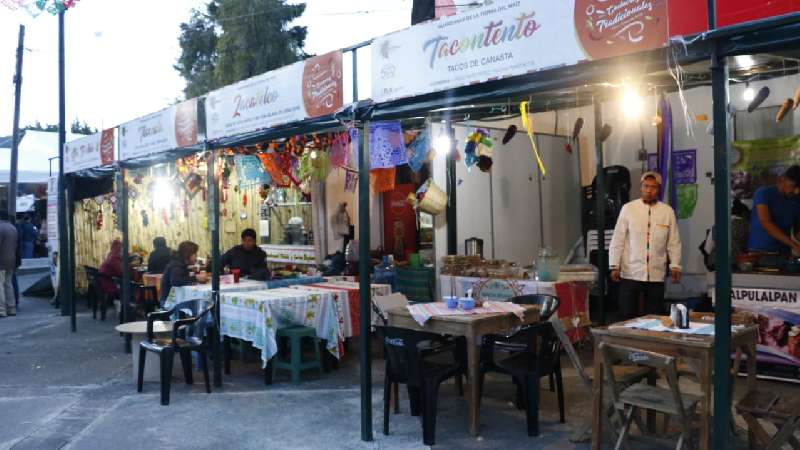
[57,11,74,323]
[9,25,24,224]
[709,0,733,446]
[352,48,358,102]
[208,148,222,387]
[67,176,76,331]
[358,122,373,442]
[593,99,607,325]
[445,123,457,255]
[119,169,132,353]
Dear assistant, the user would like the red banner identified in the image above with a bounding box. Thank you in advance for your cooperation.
[669,0,800,37]
[383,184,418,261]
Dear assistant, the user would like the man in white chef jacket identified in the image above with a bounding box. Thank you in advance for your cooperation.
[609,172,682,321]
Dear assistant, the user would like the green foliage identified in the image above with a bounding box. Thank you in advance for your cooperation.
[176,0,308,99]
[23,119,97,135]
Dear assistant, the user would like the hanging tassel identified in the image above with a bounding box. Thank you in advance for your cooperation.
[519,101,546,177]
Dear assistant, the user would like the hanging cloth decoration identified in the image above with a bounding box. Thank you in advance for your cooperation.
[329,132,350,168]
[519,101,546,178]
[657,93,676,207]
[369,121,408,169]
[408,130,431,172]
[370,167,396,193]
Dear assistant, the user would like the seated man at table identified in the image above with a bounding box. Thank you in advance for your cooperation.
[160,240,208,305]
[147,236,172,274]
[222,228,270,279]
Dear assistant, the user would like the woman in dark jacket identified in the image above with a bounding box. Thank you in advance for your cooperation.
[147,237,171,274]
[159,241,208,305]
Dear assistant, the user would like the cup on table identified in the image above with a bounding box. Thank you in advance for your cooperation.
[444,296,458,309]
[459,297,475,310]
[231,268,241,283]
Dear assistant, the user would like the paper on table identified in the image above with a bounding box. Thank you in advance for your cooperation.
[616,319,742,336]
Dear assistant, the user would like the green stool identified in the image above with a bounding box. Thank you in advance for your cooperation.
[274,326,323,384]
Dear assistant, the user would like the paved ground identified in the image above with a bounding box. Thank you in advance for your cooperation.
[0,273,782,449]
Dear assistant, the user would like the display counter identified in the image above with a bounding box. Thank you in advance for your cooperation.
[708,272,800,381]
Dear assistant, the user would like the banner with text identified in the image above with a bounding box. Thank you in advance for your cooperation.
[119,98,199,161]
[371,0,669,102]
[205,51,344,140]
[713,287,800,368]
[64,129,115,173]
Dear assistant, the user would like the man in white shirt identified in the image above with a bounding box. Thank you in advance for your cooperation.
[608,172,682,321]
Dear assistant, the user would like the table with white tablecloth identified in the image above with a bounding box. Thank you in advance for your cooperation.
[219,288,343,367]
[439,275,557,298]
[165,279,269,308]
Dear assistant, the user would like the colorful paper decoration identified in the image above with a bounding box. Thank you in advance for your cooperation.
[408,131,431,172]
[299,149,332,183]
[370,167,396,193]
[258,153,295,188]
[34,0,78,14]
[519,101,546,177]
[234,154,271,188]
[329,132,350,168]
[344,170,358,192]
[369,121,407,169]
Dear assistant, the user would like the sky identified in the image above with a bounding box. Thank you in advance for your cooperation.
[0,0,415,138]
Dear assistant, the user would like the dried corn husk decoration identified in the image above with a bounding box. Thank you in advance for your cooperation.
[777,98,794,123]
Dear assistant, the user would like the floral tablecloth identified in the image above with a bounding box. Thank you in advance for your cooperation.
[164,279,269,308]
[219,288,343,367]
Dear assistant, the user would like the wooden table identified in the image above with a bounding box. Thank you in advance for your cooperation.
[386,304,540,436]
[590,316,758,450]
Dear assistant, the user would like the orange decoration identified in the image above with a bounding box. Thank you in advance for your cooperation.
[371,167,396,193]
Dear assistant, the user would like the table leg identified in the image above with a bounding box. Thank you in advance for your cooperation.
[591,338,603,450]
[699,352,712,450]
[467,335,480,436]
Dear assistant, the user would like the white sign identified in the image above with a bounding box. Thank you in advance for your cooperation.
[205,51,343,140]
[64,129,115,173]
[371,0,669,103]
[731,287,800,313]
[46,176,58,242]
[119,98,199,161]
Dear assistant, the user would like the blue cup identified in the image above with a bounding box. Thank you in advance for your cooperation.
[459,297,475,310]
[444,296,458,309]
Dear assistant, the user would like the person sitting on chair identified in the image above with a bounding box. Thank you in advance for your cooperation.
[98,239,123,299]
[222,228,269,278]
[159,241,208,305]
[147,237,172,274]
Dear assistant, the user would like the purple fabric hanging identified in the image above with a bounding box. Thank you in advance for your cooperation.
[658,95,676,207]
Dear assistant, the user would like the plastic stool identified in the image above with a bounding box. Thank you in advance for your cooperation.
[274,326,323,384]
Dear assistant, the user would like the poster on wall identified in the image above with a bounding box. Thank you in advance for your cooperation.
[119,98,199,161]
[731,136,800,199]
[205,51,343,140]
[64,129,115,173]
[371,0,668,102]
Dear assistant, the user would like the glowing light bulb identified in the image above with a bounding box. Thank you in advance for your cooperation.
[435,134,452,156]
[743,85,755,102]
[310,150,318,159]
[621,87,643,120]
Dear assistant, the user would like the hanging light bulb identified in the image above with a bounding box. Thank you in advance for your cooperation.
[621,86,644,120]
[743,83,755,102]
[435,131,452,157]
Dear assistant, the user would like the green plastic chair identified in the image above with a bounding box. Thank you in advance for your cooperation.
[273,326,323,384]
[395,267,435,303]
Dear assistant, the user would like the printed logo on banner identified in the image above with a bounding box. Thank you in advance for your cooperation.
[302,52,343,118]
[574,0,669,60]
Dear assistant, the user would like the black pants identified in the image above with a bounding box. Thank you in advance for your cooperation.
[617,279,665,322]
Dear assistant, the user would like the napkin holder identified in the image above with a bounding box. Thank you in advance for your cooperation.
[670,304,690,329]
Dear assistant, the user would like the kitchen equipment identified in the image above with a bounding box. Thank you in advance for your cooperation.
[536,247,560,281]
[465,237,484,258]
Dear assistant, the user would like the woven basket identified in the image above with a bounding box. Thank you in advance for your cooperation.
[416,179,447,215]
